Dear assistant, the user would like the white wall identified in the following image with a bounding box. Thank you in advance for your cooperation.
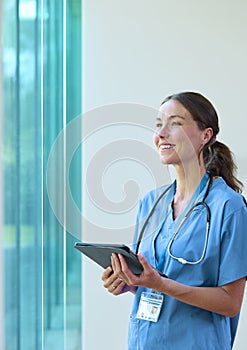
[82,1,247,349]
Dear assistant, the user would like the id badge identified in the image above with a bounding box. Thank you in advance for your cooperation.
[136,291,163,322]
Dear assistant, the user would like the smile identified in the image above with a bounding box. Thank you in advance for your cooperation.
[159,144,175,151]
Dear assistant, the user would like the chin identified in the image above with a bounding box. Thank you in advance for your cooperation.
[160,158,173,165]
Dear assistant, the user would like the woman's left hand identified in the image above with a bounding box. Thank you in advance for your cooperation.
[111,253,163,291]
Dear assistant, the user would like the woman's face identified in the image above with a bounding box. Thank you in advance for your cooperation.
[153,99,211,167]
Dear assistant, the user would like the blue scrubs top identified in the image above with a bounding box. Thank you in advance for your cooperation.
[128,177,247,350]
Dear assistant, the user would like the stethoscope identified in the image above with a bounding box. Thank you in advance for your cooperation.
[135,174,213,265]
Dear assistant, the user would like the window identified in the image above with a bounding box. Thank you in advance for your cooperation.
[2,0,82,349]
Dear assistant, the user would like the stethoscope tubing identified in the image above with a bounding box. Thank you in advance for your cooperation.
[167,201,211,265]
[135,175,213,265]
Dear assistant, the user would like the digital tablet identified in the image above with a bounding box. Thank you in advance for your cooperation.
[74,242,144,275]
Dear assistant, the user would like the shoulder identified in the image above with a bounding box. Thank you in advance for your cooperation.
[209,177,247,213]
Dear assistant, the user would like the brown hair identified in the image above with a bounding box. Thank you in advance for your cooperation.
[162,91,243,193]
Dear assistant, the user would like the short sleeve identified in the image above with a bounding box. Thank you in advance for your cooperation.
[218,204,247,286]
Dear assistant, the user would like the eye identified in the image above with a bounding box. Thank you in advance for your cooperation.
[155,122,163,129]
[170,120,182,127]
[155,118,163,129]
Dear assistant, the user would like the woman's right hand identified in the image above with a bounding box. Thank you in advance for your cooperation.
[101,266,135,296]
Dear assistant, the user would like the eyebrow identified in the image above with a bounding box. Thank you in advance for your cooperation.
[156,114,186,121]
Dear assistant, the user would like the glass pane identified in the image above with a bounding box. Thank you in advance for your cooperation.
[2,0,82,349]
[3,0,42,349]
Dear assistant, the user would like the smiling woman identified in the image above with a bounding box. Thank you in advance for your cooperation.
[102,92,247,350]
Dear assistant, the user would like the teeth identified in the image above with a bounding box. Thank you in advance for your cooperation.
[160,144,174,150]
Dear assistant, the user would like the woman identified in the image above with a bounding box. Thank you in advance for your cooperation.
[102,92,247,349]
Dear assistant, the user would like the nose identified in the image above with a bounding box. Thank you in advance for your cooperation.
[155,123,169,139]
[153,124,169,148]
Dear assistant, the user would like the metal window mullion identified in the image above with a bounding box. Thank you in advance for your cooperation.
[15,1,21,349]
[63,1,67,349]
[34,0,42,348]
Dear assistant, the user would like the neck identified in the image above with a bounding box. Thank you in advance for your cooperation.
[172,163,206,218]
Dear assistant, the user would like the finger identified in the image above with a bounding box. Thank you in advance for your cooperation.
[111,254,129,282]
[111,253,121,273]
[111,253,116,271]
[103,273,118,289]
[111,279,125,291]
[101,266,113,281]
[137,254,151,270]
[118,254,138,284]
[137,253,152,270]
[102,265,118,289]
[108,279,126,296]
[118,254,134,275]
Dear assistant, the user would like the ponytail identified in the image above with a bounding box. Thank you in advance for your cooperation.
[203,141,243,193]
[163,92,244,193]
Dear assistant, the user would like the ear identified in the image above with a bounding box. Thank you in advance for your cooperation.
[202,127,213,145]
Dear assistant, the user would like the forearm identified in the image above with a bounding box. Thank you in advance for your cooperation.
[153,276,245,317]
[112,253,245,315]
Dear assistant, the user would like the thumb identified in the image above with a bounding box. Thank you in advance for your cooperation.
[137,253,149,268]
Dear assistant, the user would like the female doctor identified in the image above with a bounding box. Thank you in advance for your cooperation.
[101,91,247,349]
